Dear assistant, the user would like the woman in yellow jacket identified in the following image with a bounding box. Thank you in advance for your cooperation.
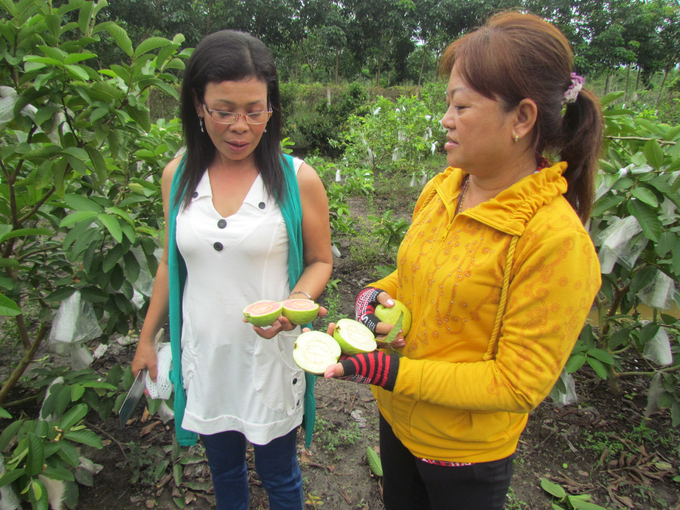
[325,12,603,510]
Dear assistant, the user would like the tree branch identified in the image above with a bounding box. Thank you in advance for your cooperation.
[0,322,51,405]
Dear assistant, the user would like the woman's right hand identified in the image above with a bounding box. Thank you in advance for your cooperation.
[355,287,405,348]
[131,339,158,382]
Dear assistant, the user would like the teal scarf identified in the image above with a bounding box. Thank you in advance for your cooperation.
[167,154,316,447]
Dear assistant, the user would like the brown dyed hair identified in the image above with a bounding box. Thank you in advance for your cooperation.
[440,11,603,223]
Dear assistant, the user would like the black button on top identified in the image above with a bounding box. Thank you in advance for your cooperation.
[293,378,298,384]
[258,202,266,209]
[213,242,223,251]
[192,191,198,198]
[217,219,227,229]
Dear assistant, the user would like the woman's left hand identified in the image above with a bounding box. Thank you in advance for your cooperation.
[248,306,328,339]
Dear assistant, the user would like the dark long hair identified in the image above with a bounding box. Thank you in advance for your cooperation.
[439,12,603,223]
[175,30,284,208]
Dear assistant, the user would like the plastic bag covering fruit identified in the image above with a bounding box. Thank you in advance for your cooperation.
[281,299,320,325]
[243,300,283,327]
[293,331,342,374]
[375,300,412,335]
[333,319,377,355]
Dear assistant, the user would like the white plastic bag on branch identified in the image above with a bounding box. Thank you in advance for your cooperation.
[597,216,645,274]
[641,321,672,366]
[549,370,578,407]
[644,373,665,418]
[48,291,103,369]
[637,270,676,310]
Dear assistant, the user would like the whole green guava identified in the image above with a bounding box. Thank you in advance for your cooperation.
[375,300,412,336]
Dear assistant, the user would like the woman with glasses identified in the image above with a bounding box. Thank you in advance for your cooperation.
[131,30,332,510]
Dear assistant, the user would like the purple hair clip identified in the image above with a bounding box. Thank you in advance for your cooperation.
[562,73,584,105]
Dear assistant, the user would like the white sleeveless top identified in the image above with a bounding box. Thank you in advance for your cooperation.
[176,158,305,444]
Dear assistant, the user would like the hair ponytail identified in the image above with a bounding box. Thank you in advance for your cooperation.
[559,89,603,222]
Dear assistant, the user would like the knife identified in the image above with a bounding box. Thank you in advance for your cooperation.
[119,369,147,429]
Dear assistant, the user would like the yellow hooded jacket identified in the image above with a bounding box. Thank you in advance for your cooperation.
[370,162,601,463]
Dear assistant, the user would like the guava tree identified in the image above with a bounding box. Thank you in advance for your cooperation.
[561,91,680,424]
[0,0,188,406]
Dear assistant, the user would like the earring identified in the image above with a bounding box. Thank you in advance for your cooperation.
[264,128,267,133]
[199,117,205,133]
[514,134,519,142]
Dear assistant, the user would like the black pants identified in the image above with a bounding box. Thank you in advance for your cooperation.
[379,414,514,510]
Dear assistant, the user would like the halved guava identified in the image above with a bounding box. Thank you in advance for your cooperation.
[293,331,342,375]
[282,299,320,325]
[243,300,283,327]
[375,299,412,335]
[333,318,376,355]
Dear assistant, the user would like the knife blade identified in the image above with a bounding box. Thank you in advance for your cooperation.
[119,369,147,429]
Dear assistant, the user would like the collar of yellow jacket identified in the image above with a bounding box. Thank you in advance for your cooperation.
[432,161,569,237]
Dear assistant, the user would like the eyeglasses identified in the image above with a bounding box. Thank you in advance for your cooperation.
[202,104,272,125]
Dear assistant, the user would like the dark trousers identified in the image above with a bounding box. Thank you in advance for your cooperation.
[201,427,303,510]
[379,414,514,510]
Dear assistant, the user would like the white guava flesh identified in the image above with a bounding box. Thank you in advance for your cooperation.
[293,331,342,375]
[333,319,377,355]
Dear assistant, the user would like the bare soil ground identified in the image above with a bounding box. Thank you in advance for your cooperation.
[3,181,679,509]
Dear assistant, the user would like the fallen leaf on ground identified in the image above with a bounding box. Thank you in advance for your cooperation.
[140,420,161,437]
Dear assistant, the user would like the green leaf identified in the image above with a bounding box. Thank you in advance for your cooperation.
[0,228,52,242]
[63,194,103,212]
[642,140,664,170]
[84,146,107,185]
[65,64,89,81]
[0,407,11,419]
[592,194,624,217]
[105,22,133,57]
[70,383,85,402]
[0,419,24,451]
[44,287,76,302]
[64,53,97,65]
[0,293,22,316]
[541,478,566,498]
[123,250,140,283]
[58,403,88,432]
[586,348,615,366]
[60,210,98,227]
[627,200,661,242]
[77,0,94,34]
[0,0,17,16]
[102,243,124,273]
[134,36,171,59]
[671,402,680,428]
[26,432,46,477]
[366,446,383,476]
[673,238,680,276]
[57,440,80,467]
[98,213,123,243]
[63,429,103,449]
[123,104,151,132]
[80,286,108,303]
[0,468,25,489]
[656,231,676,257]
[41,464,75,482]
[570,498,608,510]
[630,187,658,208]
[565,353,587,373]
[587,358,608,379]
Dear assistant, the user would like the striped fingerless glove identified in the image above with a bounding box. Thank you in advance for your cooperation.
[339,351,400,391]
